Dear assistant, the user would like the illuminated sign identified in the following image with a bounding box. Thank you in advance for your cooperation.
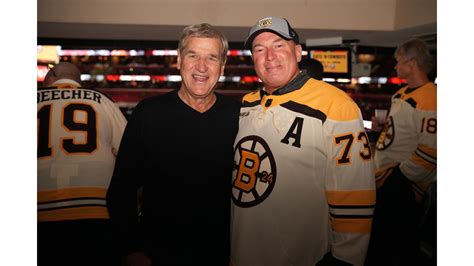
[37,45,61,64]
[309,47,352,83]
[310,50,349,74]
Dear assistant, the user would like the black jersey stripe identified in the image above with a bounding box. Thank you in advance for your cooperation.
[38,197,106,205]
[38,203,107,212]
[417,147,437,161]
[281,101,327,122]
[329,213,373,219]
[405,98,417,108]
[328,204,376,209]
[415,150,437,165]
[405,86,421,94]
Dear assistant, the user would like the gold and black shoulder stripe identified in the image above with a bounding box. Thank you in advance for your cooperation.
[242,90,262,107]
[281,101,327,123]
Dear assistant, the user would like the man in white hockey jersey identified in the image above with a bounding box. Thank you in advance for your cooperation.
[37,62,127,266]
[366,39,437,265]
[230,16,375,266]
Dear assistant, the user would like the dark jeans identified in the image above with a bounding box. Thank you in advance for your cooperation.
[365,168,423,266]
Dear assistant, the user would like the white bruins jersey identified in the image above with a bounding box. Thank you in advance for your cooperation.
[37,80,127,222]
[231,75,375,266]
[374,82,437,198]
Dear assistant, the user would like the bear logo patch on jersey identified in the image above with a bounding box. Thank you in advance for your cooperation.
[376,116,395,150]
[232,135,277,208]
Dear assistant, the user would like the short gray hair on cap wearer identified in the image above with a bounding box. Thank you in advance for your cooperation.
[244,16,300,51]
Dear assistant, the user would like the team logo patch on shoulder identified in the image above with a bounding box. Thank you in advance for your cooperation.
[232,135,277,207]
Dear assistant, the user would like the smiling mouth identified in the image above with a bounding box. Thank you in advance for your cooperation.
[265,65,281,72]
[193,74,208,82]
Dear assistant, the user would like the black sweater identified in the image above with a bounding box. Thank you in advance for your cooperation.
[107,90,240,265]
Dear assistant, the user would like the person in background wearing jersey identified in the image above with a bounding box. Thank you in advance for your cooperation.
[106,23,240,266]
[230,16,375,266]
[37,62,127,266]
[366,38,437,266]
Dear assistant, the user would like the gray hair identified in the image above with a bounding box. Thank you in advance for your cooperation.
[178,23,228,64]
[395,38,434,74]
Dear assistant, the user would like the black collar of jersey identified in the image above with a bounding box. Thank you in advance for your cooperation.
[259,71,310,97]
[405,81,434,94]
[405,85,422,94]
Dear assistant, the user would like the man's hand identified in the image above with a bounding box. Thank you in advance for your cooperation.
[371,115,384,132]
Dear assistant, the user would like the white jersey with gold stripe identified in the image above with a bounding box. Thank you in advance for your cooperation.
[37,81,127,222]
[374,82,437,196]
[231,75,376,266]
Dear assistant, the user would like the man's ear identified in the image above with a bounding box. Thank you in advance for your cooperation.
[220,59,226,76]
[295,44,303,63]
[176,49,181,70]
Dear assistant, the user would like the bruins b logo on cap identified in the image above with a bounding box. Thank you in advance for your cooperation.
[257,17,273,28]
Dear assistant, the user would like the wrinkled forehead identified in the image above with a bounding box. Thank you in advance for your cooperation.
[182,37,222,53]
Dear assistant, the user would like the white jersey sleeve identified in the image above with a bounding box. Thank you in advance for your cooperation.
[325,98,375,265]
[321,90,376,265]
